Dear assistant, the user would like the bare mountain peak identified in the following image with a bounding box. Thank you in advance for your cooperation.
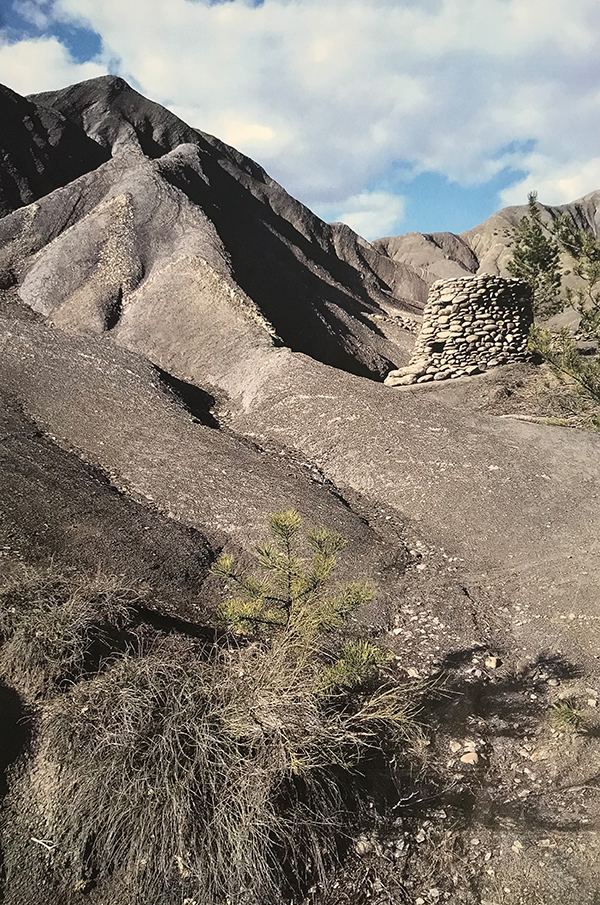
[0,76,424,388]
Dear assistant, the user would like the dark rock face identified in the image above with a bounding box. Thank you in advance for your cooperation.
[0,83,109,217]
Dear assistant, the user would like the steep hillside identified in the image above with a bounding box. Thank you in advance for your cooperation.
[0,83,108,218]
[0,76,427,385]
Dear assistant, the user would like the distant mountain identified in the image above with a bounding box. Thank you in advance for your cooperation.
[374,190,600,293]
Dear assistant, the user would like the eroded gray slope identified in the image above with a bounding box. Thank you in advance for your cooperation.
[374,230,479,291]
[0,296,421,635]
[0,401,218,620]
[227,352,600,663]
[0,76,424,379]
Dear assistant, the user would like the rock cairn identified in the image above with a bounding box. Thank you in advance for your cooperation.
[385,274,533,387]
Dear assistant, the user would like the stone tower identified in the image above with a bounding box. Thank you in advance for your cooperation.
[385,274,533,387]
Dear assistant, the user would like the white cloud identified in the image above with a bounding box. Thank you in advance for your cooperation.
[320,191,406,240]
[501,157,600,207]
[4,0,600,227]
[13,0,51,29]
[0,36,106,95]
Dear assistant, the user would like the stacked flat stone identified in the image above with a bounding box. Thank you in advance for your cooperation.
[394,314,420,334]
[385,274,533,387]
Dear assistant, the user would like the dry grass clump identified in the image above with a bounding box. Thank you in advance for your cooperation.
[0,565,137,700]
[21,631,418,904]
[1,521,421,904]
[487,363,600,430]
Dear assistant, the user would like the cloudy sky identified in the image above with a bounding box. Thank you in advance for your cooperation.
[1,0,600,239]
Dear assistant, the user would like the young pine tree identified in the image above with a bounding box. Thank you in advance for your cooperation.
[506,191,563,319]
[552,213,600,338]
[529,324,600,419]
[211,509,392,691]
[514,202,600,420]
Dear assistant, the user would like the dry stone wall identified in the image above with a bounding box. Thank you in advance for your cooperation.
[385,274,533,387]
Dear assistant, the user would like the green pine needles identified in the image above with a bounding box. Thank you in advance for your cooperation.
[212,509,374,644]
[506,190,600,334]
[506,191,600,423]
[506,191,563,319]
[528,324,600,422]
[2,521,420,905]
[212,509,407,697]
[553,212,600,338]
[319,638,394,693]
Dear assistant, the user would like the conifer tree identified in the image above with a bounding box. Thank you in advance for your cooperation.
[529,324,600,417]
[211,509,392,690]
[505,196,600,417]
[506,191,563,319]
[552,213,600,338]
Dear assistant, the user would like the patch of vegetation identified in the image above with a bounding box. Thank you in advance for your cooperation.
[212,509,389,689]
[553,212,600,337]
[548,699,585,733]
[529,325,600,423]
[506,192,600,422]
[0,566,136,700]
[1,515,421,905]
[541,416,571,427]
[506,191,563,319]
[483,363,600,430]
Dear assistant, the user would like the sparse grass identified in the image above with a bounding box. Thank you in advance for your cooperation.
[486,363,600,431]
[542,416,572,427]
[0,565,138,700]
[17,633,419,904]
[1,548,421,904]
[548,699,585,733]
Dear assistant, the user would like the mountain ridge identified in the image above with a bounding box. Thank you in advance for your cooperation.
[0,75,426,387]
[375,188,600,290]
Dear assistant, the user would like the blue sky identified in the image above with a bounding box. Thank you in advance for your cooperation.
[1,0,600,239]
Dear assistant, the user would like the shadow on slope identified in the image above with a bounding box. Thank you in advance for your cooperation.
[157,367,219,428]
[158,150,397,378]
[0,83,109,217]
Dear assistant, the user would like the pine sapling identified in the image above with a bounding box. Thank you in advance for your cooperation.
[211,509,374,645]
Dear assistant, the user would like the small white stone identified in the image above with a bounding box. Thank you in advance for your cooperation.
[461,751,479,765]
[485,656,501,669]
